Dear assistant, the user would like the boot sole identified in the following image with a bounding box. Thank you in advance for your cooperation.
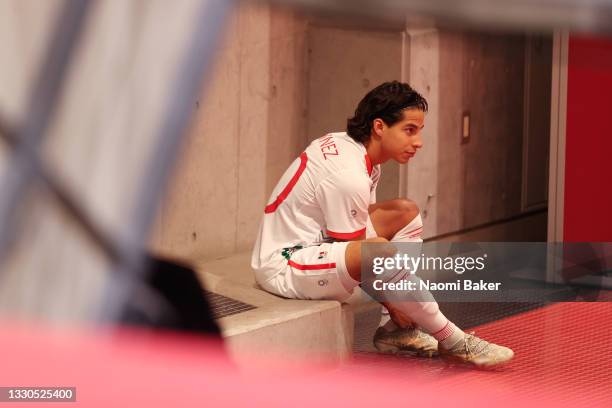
[374,340,439,358]
[439,353,514,369]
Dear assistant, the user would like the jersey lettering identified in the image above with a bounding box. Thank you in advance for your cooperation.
[319,135,339,160]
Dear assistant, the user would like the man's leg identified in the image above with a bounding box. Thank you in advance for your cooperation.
[348,200,514,366]
[345,236,460,357]
[365,199,438,355]
[368,199,423,331]
[369,200,457,344]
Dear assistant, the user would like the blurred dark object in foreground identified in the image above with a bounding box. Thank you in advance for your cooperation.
[121,255,221,337]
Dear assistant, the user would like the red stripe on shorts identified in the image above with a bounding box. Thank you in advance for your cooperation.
[288,260,336,270]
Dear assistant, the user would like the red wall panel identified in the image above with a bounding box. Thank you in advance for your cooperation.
[564,35,612,241]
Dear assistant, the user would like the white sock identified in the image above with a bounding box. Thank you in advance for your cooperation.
[382,214,423,333]
[379,306,391,326]
[433,321,465,349]
[376,214,465,344]
[380,271,465,343]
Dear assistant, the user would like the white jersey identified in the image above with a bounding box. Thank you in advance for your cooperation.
[251,132,381,283]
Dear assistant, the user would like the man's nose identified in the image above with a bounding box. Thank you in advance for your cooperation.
[413,133,423,148]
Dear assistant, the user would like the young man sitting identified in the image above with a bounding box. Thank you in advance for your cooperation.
[251,81,514,368]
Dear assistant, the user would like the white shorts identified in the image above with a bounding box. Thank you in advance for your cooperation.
[258,217,378,302]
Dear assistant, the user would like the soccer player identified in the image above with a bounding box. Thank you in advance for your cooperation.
[251,81,513,367]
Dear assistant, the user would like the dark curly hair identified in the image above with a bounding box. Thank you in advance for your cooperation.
[346,81,428,143]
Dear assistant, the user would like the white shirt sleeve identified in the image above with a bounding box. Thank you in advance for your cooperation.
[315,169,370,240]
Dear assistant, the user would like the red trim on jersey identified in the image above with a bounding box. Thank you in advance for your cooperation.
[264,152,308,213]
[405,225,422,235]
[398,226,423,238]
[326,227,366,240]
[408,228,423,238]
[288,260,336,270]
[365,154,373,176]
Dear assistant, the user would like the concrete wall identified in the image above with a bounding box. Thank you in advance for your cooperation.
[153,4,309,261]
[306,25,402,202]
[406,29,532,238]
[458,33,526,228]
[155,12,407,262]
[156,22,544,260]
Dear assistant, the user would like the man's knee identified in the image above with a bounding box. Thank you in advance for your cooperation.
[393,198,420,225]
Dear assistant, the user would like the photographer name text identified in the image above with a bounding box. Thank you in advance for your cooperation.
[372,279,501,291]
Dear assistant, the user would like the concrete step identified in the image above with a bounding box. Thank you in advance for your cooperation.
[194,252,381,366]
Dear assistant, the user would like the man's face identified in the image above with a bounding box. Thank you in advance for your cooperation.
[377,108,424,164]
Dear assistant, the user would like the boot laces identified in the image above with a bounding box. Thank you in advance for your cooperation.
[463,332,490,357]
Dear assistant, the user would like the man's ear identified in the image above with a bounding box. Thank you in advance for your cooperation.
[372,118,384,138]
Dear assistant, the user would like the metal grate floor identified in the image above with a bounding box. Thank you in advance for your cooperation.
[353,283,608,353]
[204,290,256,319]
[349,301,612,406]
[353,302,550,353]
